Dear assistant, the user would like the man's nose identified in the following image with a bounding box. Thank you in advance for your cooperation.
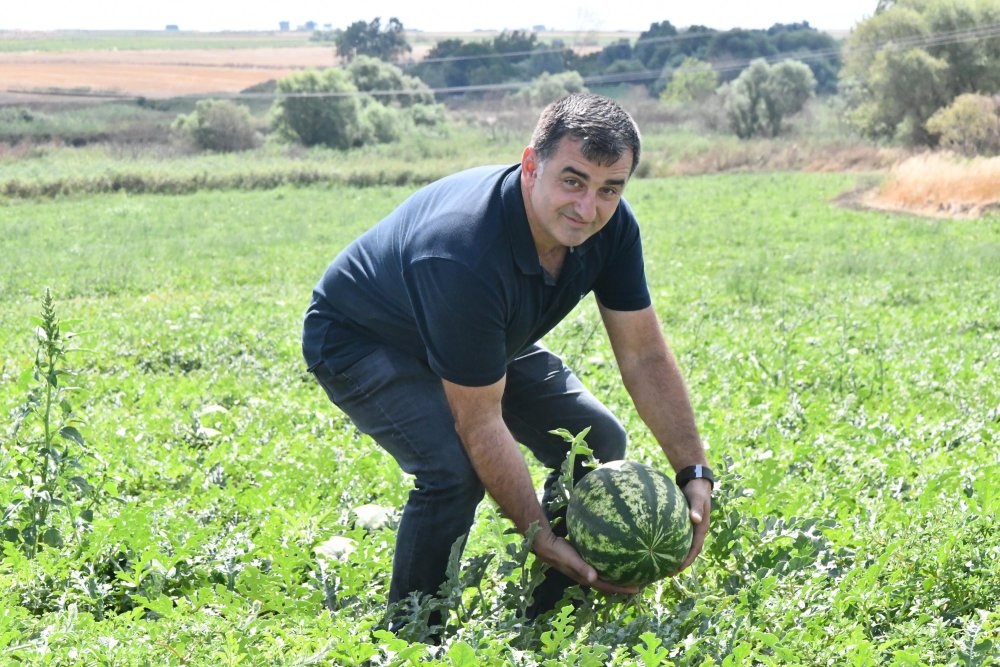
[575,189,598,222]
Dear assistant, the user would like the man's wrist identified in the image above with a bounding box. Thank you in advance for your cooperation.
[676,464,714,490]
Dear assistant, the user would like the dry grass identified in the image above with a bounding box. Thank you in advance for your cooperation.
[865,152,1000,218]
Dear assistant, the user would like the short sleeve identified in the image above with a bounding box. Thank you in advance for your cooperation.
[591,212,651,311]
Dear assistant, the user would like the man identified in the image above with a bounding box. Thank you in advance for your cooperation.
[303,93,712,625]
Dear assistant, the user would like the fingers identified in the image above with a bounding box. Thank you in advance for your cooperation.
[590,578,641,596]
[533,529,641,595]
[675,478,713,574]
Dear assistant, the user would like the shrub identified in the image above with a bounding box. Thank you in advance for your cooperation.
[926,93,1000,156]
[172,99,261,152]
[346,55,435,108]
[271,69,365,149]
[661,57,718,105]
[408,103,448,127]
[358,100,404,144]
[512,71,588,107]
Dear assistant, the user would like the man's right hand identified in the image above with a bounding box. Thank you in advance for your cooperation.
[531,526,640,596]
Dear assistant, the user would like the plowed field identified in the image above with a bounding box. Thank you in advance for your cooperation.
[0,46,338,101]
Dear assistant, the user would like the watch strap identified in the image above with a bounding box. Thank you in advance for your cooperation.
[676,464,714,489]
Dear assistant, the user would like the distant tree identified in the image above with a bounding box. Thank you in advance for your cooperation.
[767,22,841,93]
[634,20,679,70]
[720,58,816,138]
[334,17,411,63]
[524,40,573,77]
[661,57,718,104]
[707,29,778,76]
[840,0,1000,144]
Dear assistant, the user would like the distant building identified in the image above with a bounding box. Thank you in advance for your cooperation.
[279,21,290,31]
[299,20,317,31]
[165,24,179,31]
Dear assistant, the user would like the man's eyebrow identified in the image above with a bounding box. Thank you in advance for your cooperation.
[561,165,627,187]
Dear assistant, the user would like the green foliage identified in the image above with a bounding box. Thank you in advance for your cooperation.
[328,16,411,63]
[719,58,816,138]
[660,57,718,105]
[270,68,365,149]
[358,98,404,144]
[346,55,435,107]
[841,0,1000,145]
[926,93,1000,155]
[2,290,100,559]
[411,31,553,94]
[171,99,261,152]
[1,170,998,663]
[0,102,176,145]
[270,63,447,150]
[512,71,588,107]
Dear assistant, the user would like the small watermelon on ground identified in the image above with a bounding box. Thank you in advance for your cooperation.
[566,460,693,587]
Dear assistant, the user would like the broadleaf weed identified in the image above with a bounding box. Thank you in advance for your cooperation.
[2,290,102,559]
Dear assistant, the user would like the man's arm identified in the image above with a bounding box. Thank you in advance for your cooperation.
[441,377,639,595]
[598,302,712,572]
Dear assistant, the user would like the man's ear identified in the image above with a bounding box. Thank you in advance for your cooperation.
[521,146,538,177]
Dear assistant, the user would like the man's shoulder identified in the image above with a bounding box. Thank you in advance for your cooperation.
[402,164,521,261]
[417,165,517,201]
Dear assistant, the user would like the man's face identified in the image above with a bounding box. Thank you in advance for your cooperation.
[520,136,633,255]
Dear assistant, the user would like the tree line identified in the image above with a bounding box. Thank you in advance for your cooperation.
[177,1,1000,153]
[321,18,841,96]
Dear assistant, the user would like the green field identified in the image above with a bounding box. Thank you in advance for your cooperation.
[1,171,999,664]
[0,30,320,53]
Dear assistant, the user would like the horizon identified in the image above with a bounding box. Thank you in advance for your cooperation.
[2,1,876,34]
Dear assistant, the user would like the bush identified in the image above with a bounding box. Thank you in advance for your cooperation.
[926,93,1000,156]
[346,55,435,108]
[408,103,448,127]
[661,58,718,105]
[358,100,404,144]
[172,99,260,152]
[271,69,366,149]
[512,71,587,107]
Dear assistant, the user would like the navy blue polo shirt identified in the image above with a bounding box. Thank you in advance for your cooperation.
[302,164,650,387]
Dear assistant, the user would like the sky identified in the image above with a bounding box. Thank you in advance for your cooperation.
[4,1,878,33]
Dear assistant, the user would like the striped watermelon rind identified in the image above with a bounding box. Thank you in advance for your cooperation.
[566,460,693,587]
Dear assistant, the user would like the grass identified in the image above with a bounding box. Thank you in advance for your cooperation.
[1,171,998,664]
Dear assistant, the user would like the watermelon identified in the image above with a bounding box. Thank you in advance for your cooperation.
[566,460,693,587]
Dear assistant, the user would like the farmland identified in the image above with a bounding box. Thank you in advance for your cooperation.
[2,166,998,663]
[1,27,999,667]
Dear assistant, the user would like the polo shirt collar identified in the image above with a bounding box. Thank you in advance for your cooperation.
[501,166,543,276]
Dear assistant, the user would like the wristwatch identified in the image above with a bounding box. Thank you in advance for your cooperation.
[676,464,714,490]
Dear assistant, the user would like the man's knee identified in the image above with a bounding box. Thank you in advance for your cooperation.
[414,460,485,506]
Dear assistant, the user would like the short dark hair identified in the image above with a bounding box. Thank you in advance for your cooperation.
[530,93,642,175]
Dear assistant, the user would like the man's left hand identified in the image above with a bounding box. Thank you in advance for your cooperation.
[675,478,712,573]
